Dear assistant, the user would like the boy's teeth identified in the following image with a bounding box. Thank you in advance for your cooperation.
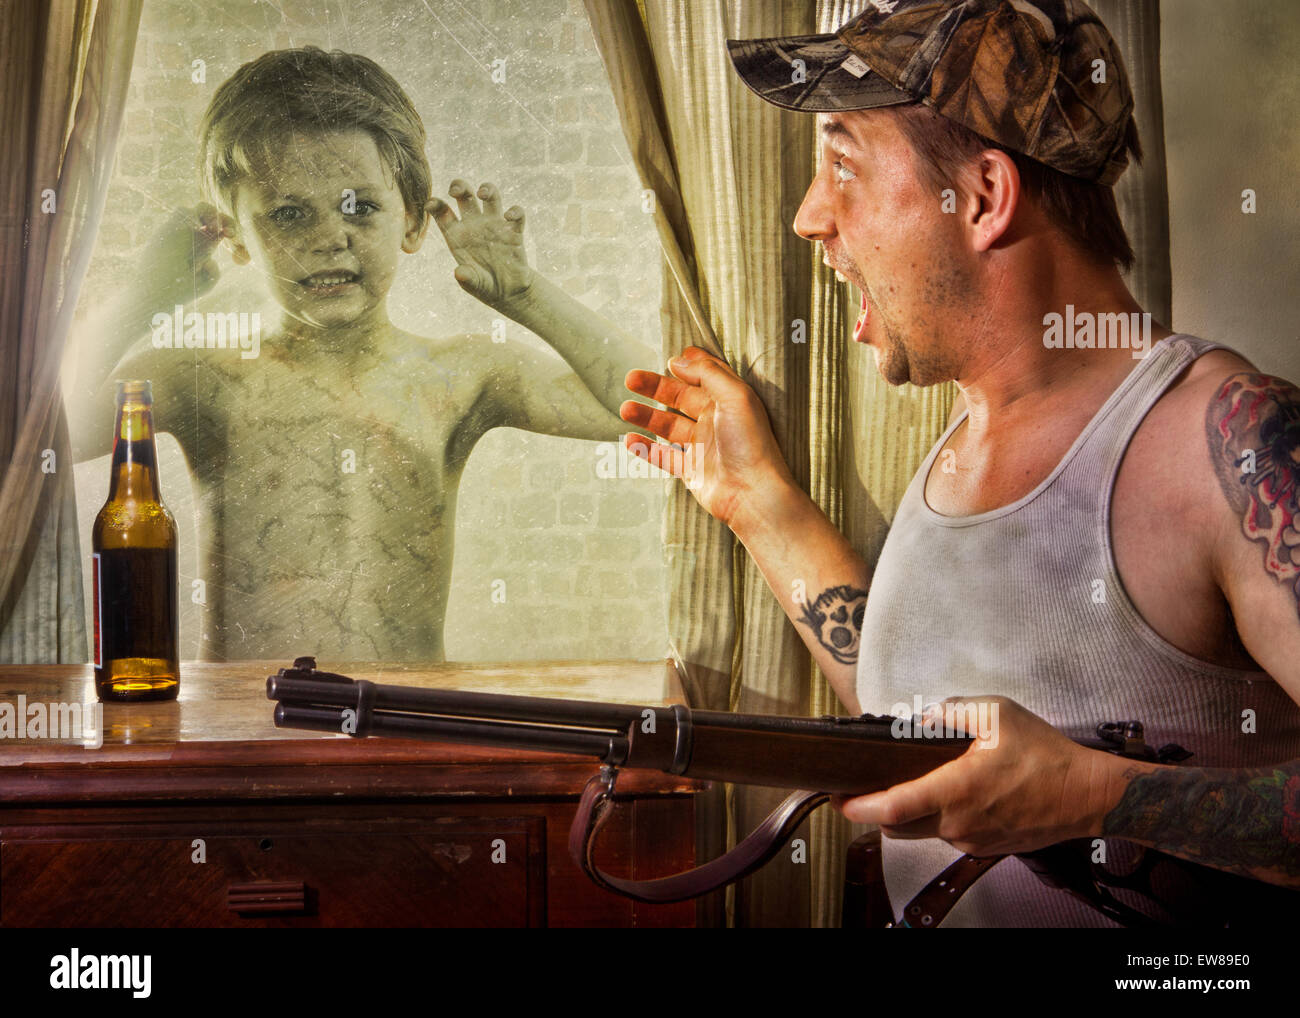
[307,274,355,285]
[835,270,847,283]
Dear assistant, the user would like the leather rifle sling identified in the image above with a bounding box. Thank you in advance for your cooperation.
[890,852,1006,927]
[568,770,828,904]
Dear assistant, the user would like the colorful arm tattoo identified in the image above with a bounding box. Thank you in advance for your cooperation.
[796,584,868,666]
[1206,372,1300,617]
[1118,374,1300,886]
[1103,761,1300,886]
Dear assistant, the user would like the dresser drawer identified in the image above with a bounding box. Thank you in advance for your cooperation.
[2,814,546,927]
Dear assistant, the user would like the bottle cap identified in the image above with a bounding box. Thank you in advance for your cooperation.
[115,379,153,405]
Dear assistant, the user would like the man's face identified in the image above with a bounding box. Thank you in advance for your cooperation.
[794,109,973,387]
[229,128,425,331]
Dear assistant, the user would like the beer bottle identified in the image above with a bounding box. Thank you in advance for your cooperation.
[91,380,179,702]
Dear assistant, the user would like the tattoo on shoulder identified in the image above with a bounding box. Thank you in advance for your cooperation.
[1206,372,1300,616]
[797,584,868,665]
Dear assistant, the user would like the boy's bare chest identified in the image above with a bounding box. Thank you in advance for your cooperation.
[196,360,471,539]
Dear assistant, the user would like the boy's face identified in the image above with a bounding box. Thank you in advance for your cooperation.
[227,128,427,331]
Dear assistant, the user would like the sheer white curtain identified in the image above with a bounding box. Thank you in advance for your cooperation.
[0,0,143,661]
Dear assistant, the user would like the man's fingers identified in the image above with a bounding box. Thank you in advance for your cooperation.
[619,398,696,447]
[878,817,944,841]
[448,179,479,216]
[623,434,693,482]
[623,368,711,421]
[838,774,945,827]
[476,182,502,217]
[667,348,748,403]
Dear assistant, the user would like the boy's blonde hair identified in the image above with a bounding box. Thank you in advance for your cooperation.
[198,46,431,220]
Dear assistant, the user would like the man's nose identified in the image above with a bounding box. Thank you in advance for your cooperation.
[793,174,833,242]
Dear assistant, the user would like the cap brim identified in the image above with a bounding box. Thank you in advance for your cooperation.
[726,33,914,113]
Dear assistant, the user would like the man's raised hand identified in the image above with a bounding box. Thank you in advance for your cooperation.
[427,179,536,309]
[620,347,798,532]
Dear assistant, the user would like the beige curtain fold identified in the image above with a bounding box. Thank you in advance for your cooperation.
[1094,0,1172,326]
[585,0,1168,927]
[0,0,143,661]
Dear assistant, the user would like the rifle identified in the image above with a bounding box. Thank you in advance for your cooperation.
[265,657,1281,926]
[266,656,970,905]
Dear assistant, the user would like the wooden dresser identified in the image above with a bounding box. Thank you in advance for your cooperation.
[0,659,701,927]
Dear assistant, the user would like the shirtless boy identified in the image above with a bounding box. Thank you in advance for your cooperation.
[69,47,654,662]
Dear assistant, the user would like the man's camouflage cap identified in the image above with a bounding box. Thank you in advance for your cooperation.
[727,0,1136,185]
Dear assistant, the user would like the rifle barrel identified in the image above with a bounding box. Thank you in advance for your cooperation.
[267,674,644,730]
[274,702,627,760]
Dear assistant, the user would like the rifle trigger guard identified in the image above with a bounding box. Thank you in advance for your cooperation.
[569,780,829,905]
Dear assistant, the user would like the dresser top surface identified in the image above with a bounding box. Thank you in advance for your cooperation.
[0,658,686,770]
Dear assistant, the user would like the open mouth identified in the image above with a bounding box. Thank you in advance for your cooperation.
[298,270,360,294]
[854,291,871,343]
[823,251,871,343]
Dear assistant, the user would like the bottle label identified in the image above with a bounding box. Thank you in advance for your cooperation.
[92,552,102,668]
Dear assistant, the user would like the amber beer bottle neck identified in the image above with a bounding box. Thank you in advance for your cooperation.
[106,380,163,503]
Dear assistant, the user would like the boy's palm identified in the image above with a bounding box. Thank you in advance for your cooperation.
[428,180,535,308]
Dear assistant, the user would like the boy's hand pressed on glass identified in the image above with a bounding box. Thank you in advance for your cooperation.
[427,180,535,310]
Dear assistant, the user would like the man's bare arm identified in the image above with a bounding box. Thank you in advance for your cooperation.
[1097,371,1300,887]
[622,347,871,711]
[729,476,872,713]
[1101,759,1300,887]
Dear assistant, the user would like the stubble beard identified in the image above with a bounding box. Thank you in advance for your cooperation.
[828,247,960,388]
[851,261,969,390]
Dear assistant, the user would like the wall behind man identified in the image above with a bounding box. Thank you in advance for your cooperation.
[1162,0,1300,379]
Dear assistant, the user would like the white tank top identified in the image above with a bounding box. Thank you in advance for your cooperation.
[854,333,1300,925]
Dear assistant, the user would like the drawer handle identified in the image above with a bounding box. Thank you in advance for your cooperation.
[227,880,307,914]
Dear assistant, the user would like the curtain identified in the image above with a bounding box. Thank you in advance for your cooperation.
[587,0,1169,927]
[1094,0,1172,326]
[0,0,142,662]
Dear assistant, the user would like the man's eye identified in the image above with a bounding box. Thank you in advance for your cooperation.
[834,161,856,183]
[268,206,304,224]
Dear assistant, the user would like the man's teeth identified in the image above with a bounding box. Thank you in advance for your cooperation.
[835,270,848,283]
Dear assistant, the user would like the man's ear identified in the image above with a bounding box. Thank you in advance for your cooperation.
[401,204,430,254]
[967,149,1020,254]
